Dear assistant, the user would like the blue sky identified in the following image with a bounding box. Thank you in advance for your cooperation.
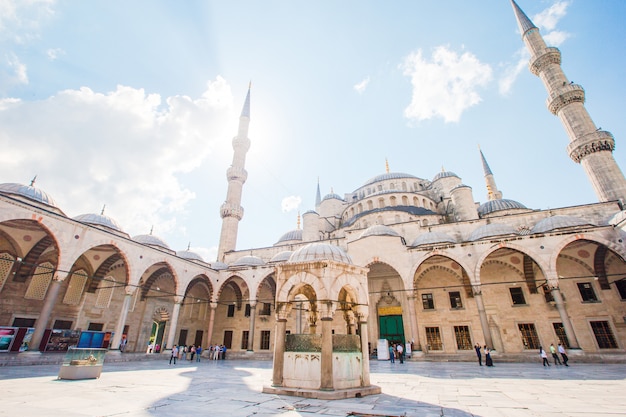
[1,0,625,262]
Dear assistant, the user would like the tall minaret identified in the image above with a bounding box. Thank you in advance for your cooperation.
[479,147,502,201]
[217,85,251,261]
[511,0,626,203]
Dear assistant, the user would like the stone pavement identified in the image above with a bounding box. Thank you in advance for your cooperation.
[1,357,625,417]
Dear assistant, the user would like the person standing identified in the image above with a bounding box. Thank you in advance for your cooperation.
[474,343,482,366]
[213,344,219,360]
[485,346,493,367]
[169,345,178,365]
[195,345,202,362]
[397,343,404,364]
[222,345,227,360]
[388,343,395,363]
[539,346,550,366]
[558,343,569,366]
[550,343,562,365]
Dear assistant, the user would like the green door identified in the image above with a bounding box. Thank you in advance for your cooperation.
[379,315,405,344]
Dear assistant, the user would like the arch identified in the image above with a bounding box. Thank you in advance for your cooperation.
[549,234,626,278]
[218,276,246,310]
[277,271,328,303]
[473,241,549,282]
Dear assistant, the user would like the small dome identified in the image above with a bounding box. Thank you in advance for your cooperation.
[269,251,293,263]
[74,213,123,232]
[362,172,418,187]
[276,229,302,244]
[608,210,626,227]
[531,215,594,234]
[322,193,344,202]
[210,261,229,271]
[360,225,401,238]
[478,199,527,216]
[132,234,170,249]
[432,171,459,182]
[176,250,204,262]
[0,182,58,208]
[450,184,471,192]
[231,255,265,267]
[469,223,517,241]
[288,242,352,264]
[411,231,456,246]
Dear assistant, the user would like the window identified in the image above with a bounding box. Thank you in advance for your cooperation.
[88,322,103,331]
[244,304,251,317]
[615,279,626,300]
[509,287,526,305]
[454,326,472,350]
[12,317,35,327]
[577,282,598,302]
[260,303,272,316]
[53,320,73,330]
[425,327,442,350]
[241,331,249,349]
[227,304,235,317]
[518,323,540,349]
[590,321,618,349]
[422,293,434,310]
[552,322,570,348]
[260,330,271,350]
[449,291,463,309]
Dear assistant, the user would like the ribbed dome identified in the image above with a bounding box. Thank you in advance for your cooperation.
[269,251,293,263]
[362,172,418,187]
[322,193,344,201]
[531,215,593,234]
[432,171,459,182]
[132,234,170,249]
[276,229,302,244]
[469,223,517,241]
[450,184,471,192]
[411,231,456,246]
[288,242,352,264]
[210,261,229,271]
[478,199,527,216]
[360,225,401,238]
[0,182,58,208]
[231,255,265,267]
[176,250,204,262]
[74,213,123,232]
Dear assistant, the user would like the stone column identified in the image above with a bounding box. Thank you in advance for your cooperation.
[110,289,134,351]
[165,298,182,352]
[25,272,67,354]
[206,302,218,344]
[320,316,334,391]
[359,318,371,386]
[406,294,421,350]
[247,301,257,351]
[472,286,494,348]
[272,317,287,387]
[550,285,580,349]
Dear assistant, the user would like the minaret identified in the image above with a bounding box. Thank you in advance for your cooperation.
[511,1,626,203]
[479,147,502,201]
[217,85,251,261]
[315,177,322,211]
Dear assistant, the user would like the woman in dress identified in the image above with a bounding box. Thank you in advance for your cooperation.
[485,346,493,367]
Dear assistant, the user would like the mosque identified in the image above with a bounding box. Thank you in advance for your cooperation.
[0,0,625,381]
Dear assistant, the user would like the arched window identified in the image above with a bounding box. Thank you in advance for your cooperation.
[0,253,15,293]
[379,198,385,209]
[25,262,54,300]
[402,196,408,205]
[367,200,373,210]
[63,269,88,305]
[95,276,116,309]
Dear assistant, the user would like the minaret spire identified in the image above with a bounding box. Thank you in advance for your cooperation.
[511,1,626,203]
[217,85,252,261]
[315,177,322,211]
[479,147,502,201]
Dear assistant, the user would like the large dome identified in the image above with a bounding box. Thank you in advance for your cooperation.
[176,250,204,262]
[361,172,418,187]
[74,213,123,232]
[478,199,528,216]
[275,229,303,244]
[432,171,459,182]
[288,242,352,264]
[0,182,58,209]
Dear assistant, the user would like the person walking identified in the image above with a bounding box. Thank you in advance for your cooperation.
[190,345,196,361]
[558,343,569,366]
[550,343,562,365]
[397,343,404,364]
[485,346,493,367]
[474,343,482,366]
[388,343,395,363]
[539,346,550,366]
[169,345,178,365]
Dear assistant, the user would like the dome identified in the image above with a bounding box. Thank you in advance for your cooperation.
[269,251,293,263]
[362,172,418,187]
[0,182,58,208]
[74,213,123,232]
[531,215,594,234]
[132,234,171,249]
[231,255,265,267]
[360,225,401,238]
[322,193,344,202]
[276,229,302,244]
[469,223,517,241]
[608,210,626,227]
[176,250,204,262]
[411,231,456,246]
[210,261,229,271]
[478,199,527,216]
[450,184,471,192]
[288,242,352,264]
[432,171,459,182]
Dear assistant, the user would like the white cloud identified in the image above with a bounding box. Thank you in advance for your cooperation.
[401,46,492,123]
[533,1,569,31]
[498,49,528,96]
[6,52,27,84]
[46,47,64,60]
[0,76,235,241]
[353,76,370,94]
[0,0,56,43]
[281,195,301,212]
